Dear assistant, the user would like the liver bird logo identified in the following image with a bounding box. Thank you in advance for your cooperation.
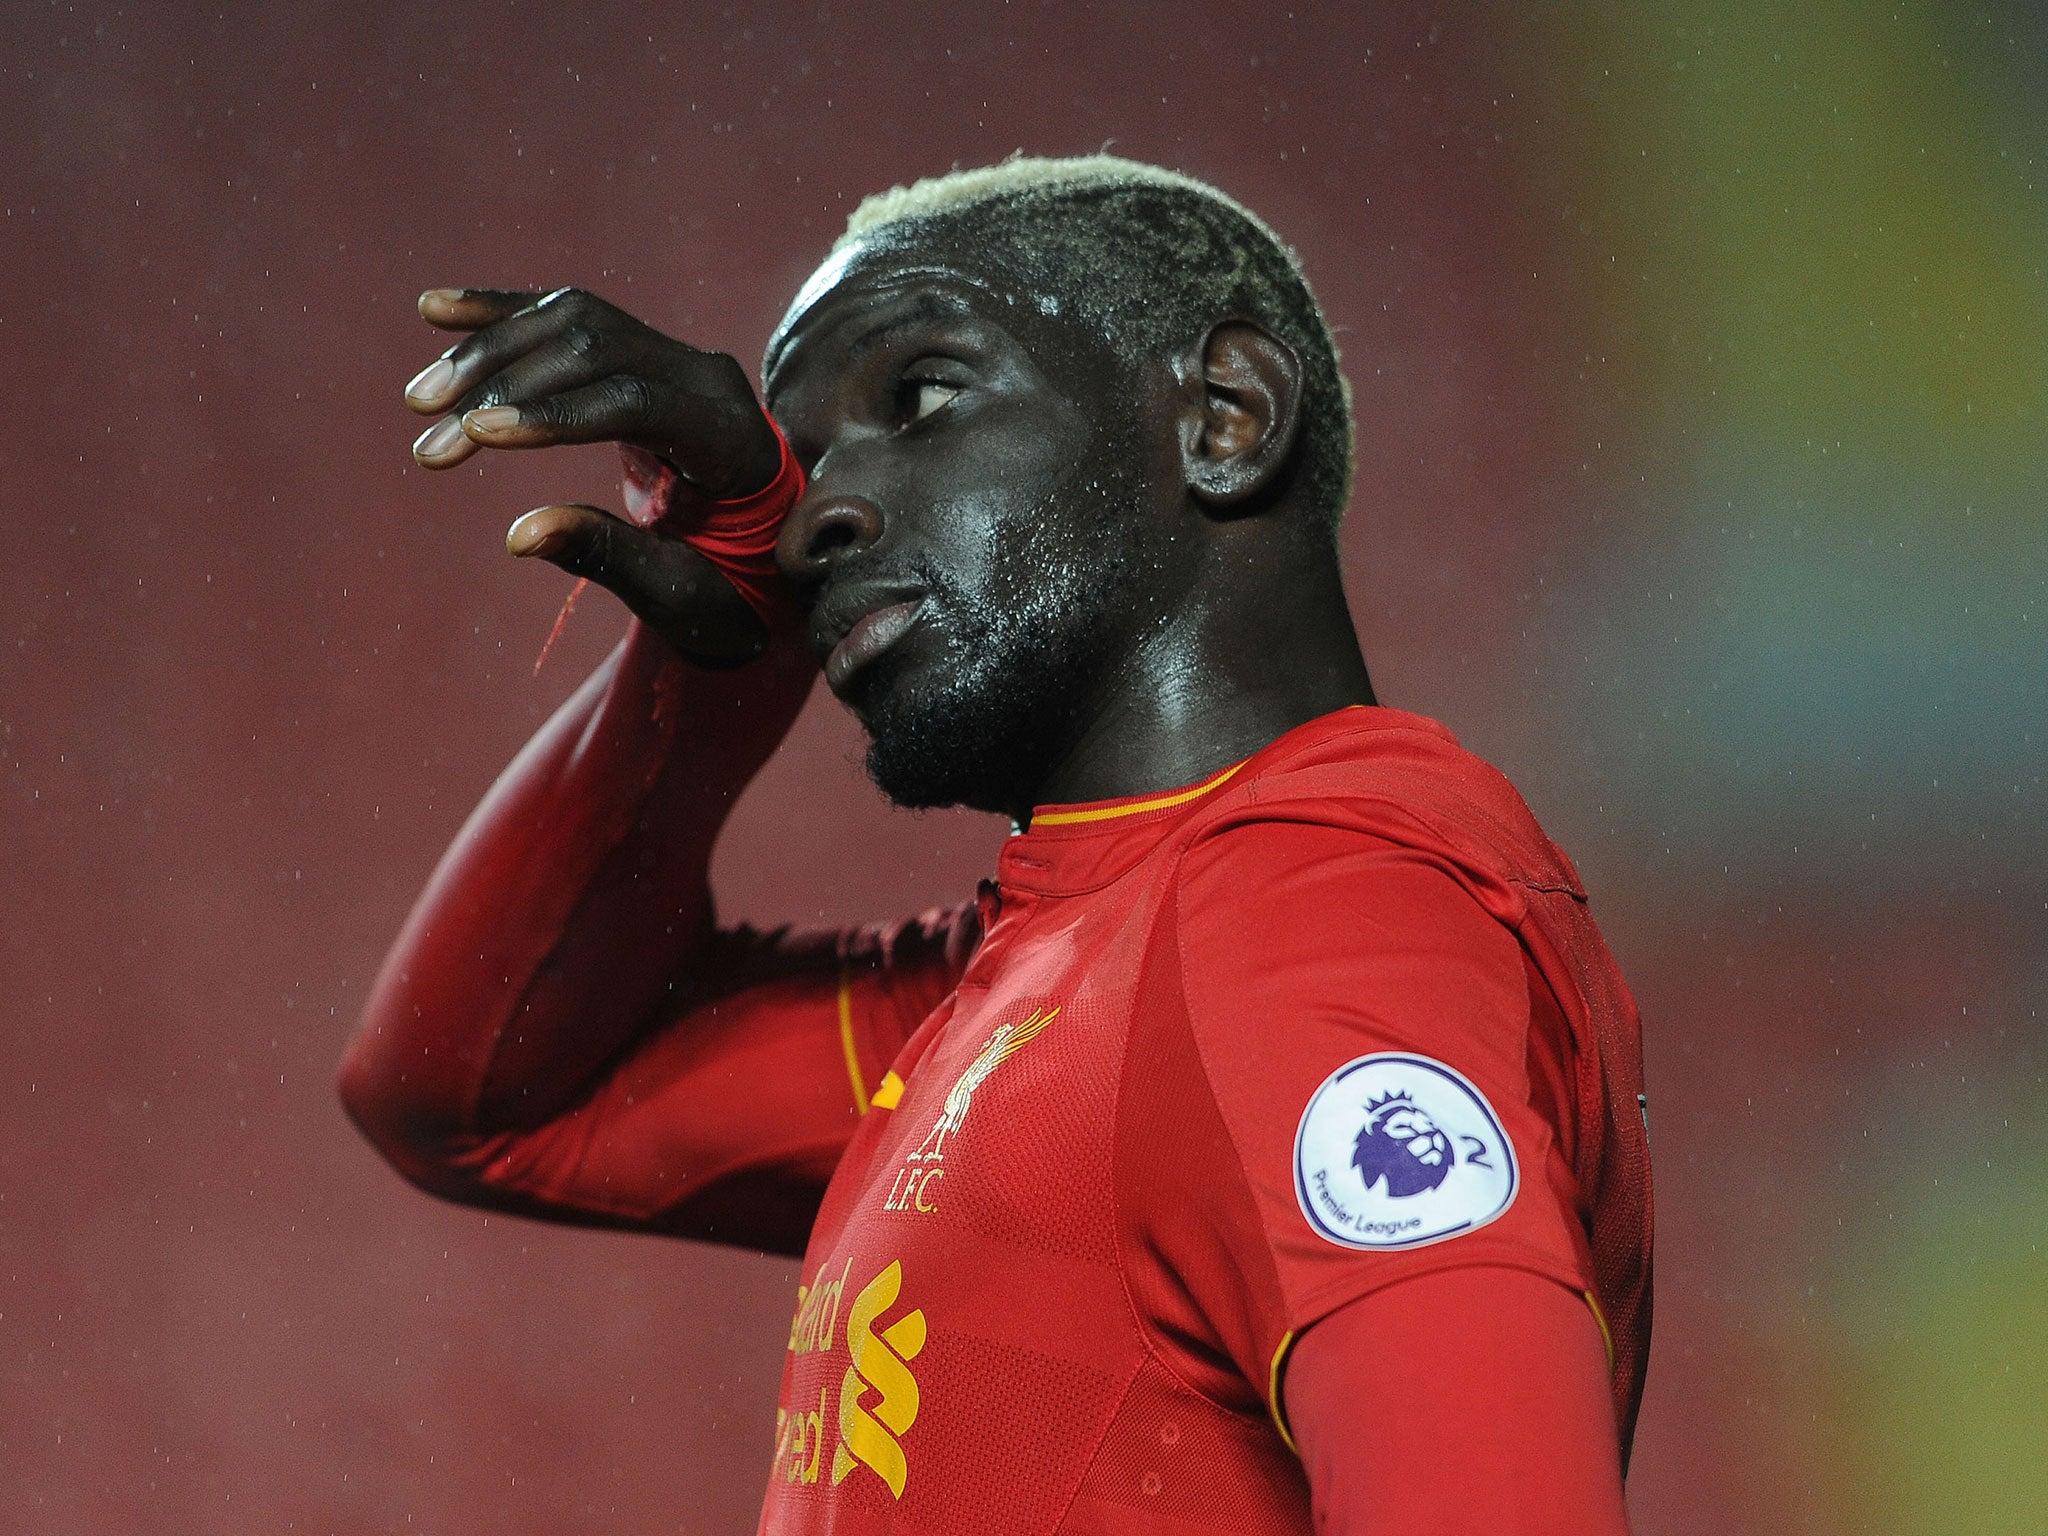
[908,1006,1059,1165]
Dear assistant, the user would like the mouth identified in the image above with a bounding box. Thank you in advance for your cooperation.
[823,596,926,694]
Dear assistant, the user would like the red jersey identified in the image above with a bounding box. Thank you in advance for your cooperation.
[343,612,1650,1531]
[757,707,1649,1531]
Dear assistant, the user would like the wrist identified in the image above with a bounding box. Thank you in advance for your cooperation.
[618,419,806,628]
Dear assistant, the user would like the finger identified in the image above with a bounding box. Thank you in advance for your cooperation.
[465,374,776,503]
[435,335,629,436]
[506,504,765,661]
[459,376,659,452]
[416,372,644,469]
[506,502,674,593]
[408,289,550,418]
[410,411,485,468]
[406,287,617,416]
[417,287,546,331]
[460,379,774,501]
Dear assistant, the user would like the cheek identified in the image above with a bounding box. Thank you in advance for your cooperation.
[906,404,1099,595]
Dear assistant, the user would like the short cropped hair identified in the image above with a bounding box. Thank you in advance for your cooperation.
[836,154,1355,535]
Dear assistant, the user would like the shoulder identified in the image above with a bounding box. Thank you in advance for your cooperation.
[1154,712,1552,1076]
[1165,813,1528,1039]
[1121,748,1569,1292]
[1170,707,1583,930]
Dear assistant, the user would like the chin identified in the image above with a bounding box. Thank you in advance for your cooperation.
[847,649,1067,816]
[863,743,1012,815]
[837,470,1150,814]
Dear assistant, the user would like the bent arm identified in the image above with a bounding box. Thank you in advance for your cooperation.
[1285,1267,1629,1533]
[338,617,813,1204]
[345,288,984,1252]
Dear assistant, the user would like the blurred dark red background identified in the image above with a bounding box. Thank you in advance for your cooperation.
[5,2,2042,1531]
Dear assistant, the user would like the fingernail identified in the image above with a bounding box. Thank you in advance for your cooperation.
[466,406,521,434]
[405,358,456,404]
[419,287,465,309]
[507,511,566,559]
[413,417,466,459]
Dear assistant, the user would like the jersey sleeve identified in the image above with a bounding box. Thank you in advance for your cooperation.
[1119,818,1599,1422]
[1284,1268,1628,1534]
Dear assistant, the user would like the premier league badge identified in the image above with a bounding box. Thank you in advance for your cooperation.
[1294,1053,1518,1250]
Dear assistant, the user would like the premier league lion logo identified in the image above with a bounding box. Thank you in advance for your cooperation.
[1351,1090,1455,1198]
[1299,1054,1517,1250]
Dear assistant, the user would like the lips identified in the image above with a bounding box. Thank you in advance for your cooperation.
[824,598,925,693]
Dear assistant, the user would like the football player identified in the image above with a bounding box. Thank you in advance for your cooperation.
[342,155,1650,1533]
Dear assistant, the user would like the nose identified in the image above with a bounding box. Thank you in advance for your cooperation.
[776,492,886,584]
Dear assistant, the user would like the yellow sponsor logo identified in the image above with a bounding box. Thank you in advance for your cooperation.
[831,1260,927,1498]
[773,1385,830,1485]
[786,1257,851,1355]
[776,1258,928,1499]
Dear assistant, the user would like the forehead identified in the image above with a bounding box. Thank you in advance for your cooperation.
[764,232,1071,397]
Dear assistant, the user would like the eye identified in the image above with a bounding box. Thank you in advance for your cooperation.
[895,371,964,427]
[911,381,959,420]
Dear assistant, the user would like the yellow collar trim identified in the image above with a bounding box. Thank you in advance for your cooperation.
[1029,759,1247,828]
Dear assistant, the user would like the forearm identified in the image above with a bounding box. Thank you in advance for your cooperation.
[338,616,814,1192]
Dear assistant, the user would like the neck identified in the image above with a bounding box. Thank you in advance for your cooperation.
[1022,534,1374,820]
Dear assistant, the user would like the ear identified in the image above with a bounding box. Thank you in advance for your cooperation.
[1180,319,1304,510]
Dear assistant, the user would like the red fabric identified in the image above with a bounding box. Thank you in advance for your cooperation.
[619,416,804,624]
[1286,1268,1630,1534]
[338,449,890,1254]
[343,703,1651,1531]
[1203,722,1655,1455]
[749,707,1647,1532]
[1121,819,1595,1384]
[337,610,968,1251]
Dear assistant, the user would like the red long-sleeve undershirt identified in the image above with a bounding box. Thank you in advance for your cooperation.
[336,612,815,1183]
[339,435,815,1186]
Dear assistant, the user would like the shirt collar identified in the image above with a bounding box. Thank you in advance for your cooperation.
[995,705,1441,897]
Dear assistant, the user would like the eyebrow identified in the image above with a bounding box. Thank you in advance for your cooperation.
[845,296,965,362]
[767,284,983,401]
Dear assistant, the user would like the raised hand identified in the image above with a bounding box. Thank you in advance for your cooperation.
[405,287,781,496]
[403,287,787,665]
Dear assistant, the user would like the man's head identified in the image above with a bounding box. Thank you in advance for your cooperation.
[766,154,1354,819]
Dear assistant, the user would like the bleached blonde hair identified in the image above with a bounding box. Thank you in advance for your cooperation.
[840,153,1281,254]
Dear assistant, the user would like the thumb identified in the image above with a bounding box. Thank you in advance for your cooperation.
[507,501,642,572]
[507,504,765,664]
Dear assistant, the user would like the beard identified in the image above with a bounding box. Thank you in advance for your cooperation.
[842,458,1150,819]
